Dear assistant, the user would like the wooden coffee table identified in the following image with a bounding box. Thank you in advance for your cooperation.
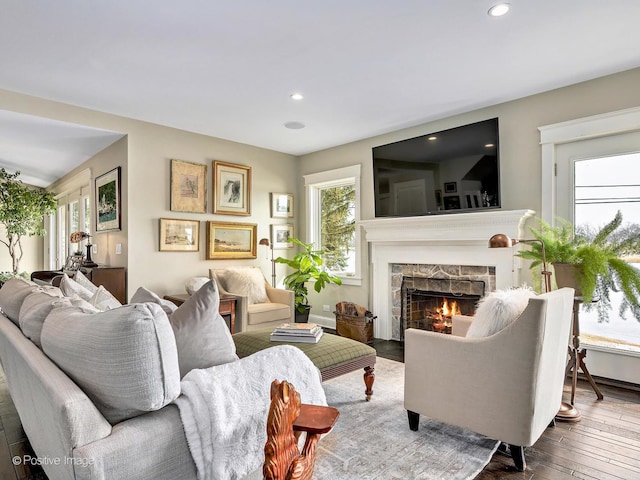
[233,328,377,401]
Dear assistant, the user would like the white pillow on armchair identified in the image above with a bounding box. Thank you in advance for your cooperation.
[222,267,269,304]
[466,286,536,338]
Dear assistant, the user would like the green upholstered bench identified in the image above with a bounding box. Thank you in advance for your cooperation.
[233,328,377,401]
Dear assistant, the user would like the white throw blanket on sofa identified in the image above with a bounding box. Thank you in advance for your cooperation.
[174,345,327,480]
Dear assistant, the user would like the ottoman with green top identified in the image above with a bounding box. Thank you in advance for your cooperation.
[233,328,377,400]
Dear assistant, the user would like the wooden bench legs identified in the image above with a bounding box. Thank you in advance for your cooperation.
[364,366,375,401]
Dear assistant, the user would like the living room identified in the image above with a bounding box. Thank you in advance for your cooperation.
[1,2,640,479]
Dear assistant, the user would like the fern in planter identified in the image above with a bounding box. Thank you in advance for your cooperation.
[517,211,640,322]
[274,237,342,314]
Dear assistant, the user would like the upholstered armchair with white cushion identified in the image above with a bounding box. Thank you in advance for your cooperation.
[210,267,294,332]
[404,288,574,471]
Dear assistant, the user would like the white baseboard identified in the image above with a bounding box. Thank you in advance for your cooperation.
[309,313,336,330]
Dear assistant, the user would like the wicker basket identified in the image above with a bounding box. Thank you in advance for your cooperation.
[334,302,376,344]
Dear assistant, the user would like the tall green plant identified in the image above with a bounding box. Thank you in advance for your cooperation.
[274,237,342,312]
[517,211,640,322]
[0,169,56,274]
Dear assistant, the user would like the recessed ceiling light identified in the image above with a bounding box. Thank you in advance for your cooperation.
[428,136,437,141]
[488,3,510,17]
[284,121,305,130]
[290,93,304,101]
[485,143,495,148]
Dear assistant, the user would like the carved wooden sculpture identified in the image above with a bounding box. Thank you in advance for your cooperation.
[264,380,339,480]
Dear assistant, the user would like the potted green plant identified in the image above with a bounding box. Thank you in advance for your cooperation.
[517,211,640,322]
[274,237,342,323]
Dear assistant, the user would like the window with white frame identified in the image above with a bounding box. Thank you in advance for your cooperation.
[48,169,92,269]
[304,165,361,285]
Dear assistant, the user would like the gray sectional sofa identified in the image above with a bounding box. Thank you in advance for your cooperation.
[0,277,199,480]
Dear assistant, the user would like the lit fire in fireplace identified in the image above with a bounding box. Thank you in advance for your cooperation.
[428,298,462,333]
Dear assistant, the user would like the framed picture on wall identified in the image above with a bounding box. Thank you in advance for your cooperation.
[95,167,121,232]
[206,221,257,259]
[170,159,207,213]
[159,218,200,252]
[213,161,251,216]
[271,224,294,249]
[270,193,294,218]
[444,182,457,194]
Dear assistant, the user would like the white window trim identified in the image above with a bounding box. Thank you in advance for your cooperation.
[539,106,640,224]
[304,164,362,286]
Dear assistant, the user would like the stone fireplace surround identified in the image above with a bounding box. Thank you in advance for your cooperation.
[360,209,535,340]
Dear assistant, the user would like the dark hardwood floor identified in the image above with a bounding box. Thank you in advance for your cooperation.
[1,338,639,479]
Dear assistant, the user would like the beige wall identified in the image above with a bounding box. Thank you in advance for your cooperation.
[3,66,640,310]
[0,88,298,299]
[299,67,640,320]
[47,137,129,270]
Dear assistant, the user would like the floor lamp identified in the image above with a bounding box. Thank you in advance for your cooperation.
[489,233,580,421]
[259,238,276,287]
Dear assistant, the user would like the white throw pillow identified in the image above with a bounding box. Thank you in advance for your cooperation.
[131,286,178,316]
[466,286,537,338]
[41,303,181,424]
[59,274,94,302]
[0,278,39,325]
[169,280,238,378]
[74,269,98,294]
[223,267,269,304]
[90,285,122,311]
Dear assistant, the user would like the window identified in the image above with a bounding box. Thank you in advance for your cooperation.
[573,153,640,347]
[305,165,361,285]
[48,169,92,269]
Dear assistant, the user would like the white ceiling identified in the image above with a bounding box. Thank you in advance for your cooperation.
[1,1,640,187]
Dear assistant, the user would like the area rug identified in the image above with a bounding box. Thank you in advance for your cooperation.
[315,357,499,479]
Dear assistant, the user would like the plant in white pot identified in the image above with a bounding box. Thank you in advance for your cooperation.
[517,211,640,322]
[274,237,342,323]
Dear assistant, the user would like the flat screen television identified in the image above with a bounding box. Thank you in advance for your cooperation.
[372,118,500,217]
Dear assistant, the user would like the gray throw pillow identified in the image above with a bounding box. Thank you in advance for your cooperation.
[0,278,39,324]
[170,280,238,378]
[19,290,65,346]
[131,286,178,316]
[41,303,181,424]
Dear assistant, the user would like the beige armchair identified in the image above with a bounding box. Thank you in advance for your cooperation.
[210,267,294,332]
[404,288,574,471]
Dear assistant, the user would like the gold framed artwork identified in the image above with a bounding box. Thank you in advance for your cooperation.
[159,218,200,252]
[95,167,121,232]
[270,192,294,218]
[206,221,257,259]
[170,159,207,213]
[213,161,251,216]
[271,224,294,249]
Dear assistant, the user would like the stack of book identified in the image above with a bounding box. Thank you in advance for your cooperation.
[269,323,324,343]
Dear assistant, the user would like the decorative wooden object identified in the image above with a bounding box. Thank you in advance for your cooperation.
[263,380,339,480]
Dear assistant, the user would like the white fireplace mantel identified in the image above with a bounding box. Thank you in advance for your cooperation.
[359,209,536,339]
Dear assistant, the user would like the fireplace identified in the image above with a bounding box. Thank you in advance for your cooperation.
[403,280,485,339]
[399,270,488,340]
[360,209,536,340]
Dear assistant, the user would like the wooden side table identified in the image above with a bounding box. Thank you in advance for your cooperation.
[163,293,237,334]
